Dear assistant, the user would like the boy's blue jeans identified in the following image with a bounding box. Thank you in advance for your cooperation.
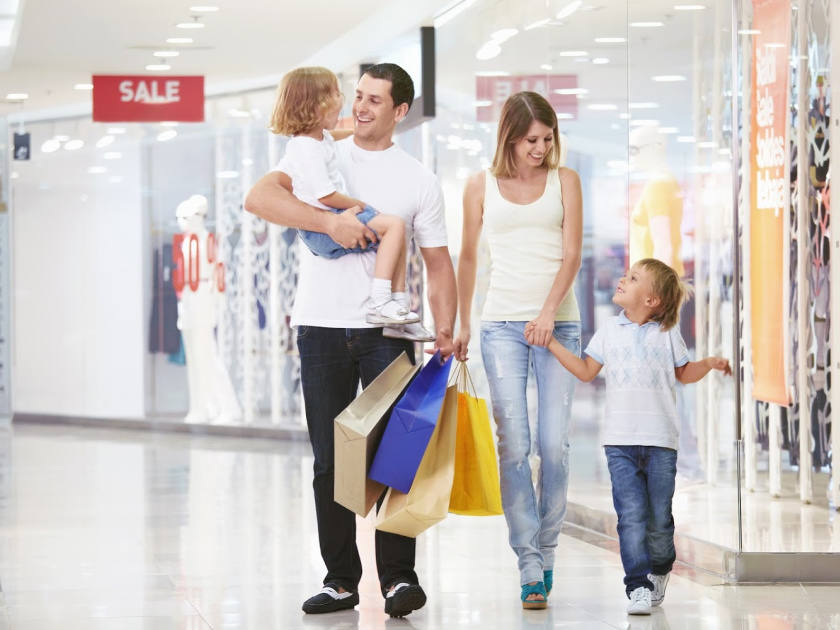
[605,445,677,596]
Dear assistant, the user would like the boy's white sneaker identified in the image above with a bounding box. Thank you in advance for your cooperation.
[648,572,670,606]
[366,299,421,325]
[626,587,652,615]
[383,322,436,342]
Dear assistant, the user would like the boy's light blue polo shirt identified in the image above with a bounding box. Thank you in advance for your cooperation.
[585,311,689,450]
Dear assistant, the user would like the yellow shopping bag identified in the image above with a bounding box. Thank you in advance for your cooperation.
[448,361,503,516]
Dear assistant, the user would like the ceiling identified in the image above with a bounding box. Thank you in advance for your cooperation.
[0,0,456,116]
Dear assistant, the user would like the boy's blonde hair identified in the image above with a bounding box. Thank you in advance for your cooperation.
[636,258,693,330]
[269,66,341,136]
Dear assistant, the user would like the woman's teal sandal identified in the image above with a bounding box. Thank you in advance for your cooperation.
[544,570,553,597]
[521,582,548,609]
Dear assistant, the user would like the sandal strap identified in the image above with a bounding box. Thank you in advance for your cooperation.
[521,582,547,601]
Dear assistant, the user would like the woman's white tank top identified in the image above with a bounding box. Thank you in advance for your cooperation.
[481,169,580,322]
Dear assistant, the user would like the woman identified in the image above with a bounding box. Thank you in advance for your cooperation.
[454,91,582,609]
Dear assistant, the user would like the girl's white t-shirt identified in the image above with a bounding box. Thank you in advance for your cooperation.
[274,137,448,328]
[279,131,346,210]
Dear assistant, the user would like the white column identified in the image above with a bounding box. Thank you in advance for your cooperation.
[795,0,813,503]
[240,126,255,425]
[267,135,283,425]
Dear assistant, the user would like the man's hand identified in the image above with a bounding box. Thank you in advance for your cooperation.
[327,207,378,249]
[426,327,454,360]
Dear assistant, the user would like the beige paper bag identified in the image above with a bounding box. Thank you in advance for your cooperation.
[334,352,420,517]
[374,384,458,537]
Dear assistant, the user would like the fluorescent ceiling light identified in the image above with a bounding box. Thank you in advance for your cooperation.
[189,5,219,10]
[96,135,115,148]
[41,139,61,153]
[146,63,171,71]
[556,1,582,20]
[65,140,84,150]
[595,37,626,43]
[559,50,588,57]
[652,75,687,82]
[74,83,93,90]
[587,104,617,111]
[524,18,551,30]
[630,22,664,27]
[167,37,194,44]
[674,4,706,9]
[476,42,502,60]
[592,58,610,65]
[433,0,479,28]
[5,93,27,100]
[157,130,178,142]
[629,102,660,109]
[177,21,205,28]
[154,51,180,57]
[554,88,589,95]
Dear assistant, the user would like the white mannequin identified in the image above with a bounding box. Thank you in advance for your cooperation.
[176,195,242,424]
[628,126,684,275]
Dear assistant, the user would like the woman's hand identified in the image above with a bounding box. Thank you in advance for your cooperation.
[454,330,471,362]
[525,313,555,348]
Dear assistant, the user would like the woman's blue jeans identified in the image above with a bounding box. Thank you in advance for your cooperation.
[605,445,677,596]
[480,320,580,585]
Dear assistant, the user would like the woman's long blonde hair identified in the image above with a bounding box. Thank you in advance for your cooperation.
[269,66,342,136]
[490,91,562,179]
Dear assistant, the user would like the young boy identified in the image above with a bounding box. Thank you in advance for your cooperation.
[525,258,731,615]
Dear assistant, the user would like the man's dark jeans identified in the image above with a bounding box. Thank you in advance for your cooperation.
[297,325,417,595]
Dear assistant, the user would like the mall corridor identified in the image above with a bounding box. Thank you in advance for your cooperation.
[0,423,835,630]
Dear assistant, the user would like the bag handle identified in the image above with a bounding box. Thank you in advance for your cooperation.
[449,359,478,397]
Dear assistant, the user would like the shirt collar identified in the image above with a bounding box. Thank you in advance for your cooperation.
[618,311,657,328]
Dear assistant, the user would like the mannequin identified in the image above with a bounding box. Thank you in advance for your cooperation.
[175,195,242,424]
[628,126,684,276]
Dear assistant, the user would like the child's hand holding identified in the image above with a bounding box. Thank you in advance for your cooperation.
[706,357,732,376]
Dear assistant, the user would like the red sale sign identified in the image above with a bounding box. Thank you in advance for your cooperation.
[476,75,578,122]
[92,75,205,123]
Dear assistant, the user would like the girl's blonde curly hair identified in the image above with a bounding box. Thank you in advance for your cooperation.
[269,66,342,136]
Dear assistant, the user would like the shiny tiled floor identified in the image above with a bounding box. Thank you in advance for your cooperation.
[1,424,839,629]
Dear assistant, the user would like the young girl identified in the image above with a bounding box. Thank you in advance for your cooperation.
[270,66,425,337]
[527,258,731,615]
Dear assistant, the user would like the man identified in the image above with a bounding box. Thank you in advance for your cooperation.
[244,63,456,618]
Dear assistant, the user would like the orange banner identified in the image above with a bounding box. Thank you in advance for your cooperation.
[750,0,791,404]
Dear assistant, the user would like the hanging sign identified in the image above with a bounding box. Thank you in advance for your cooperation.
[749,0,791,404]
[13,133,30,160]
[92,75,205,123]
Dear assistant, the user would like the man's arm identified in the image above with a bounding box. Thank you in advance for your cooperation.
[244,171,376,249]
[419,245,457,359]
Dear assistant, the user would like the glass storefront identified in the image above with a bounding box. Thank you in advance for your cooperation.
[7,0,837,571]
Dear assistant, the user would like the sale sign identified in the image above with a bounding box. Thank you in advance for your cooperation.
[92,75,205,123]
[749,0,791,404]
[475,74,578,122]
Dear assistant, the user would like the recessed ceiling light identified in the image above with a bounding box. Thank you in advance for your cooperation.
[74,84,93,90]
[587,104,617,111]
[540,64,553,71]
[524,18,552,31]
[157,130,178,142]
[556,0,582,20]
[167,37,194,44]
[674,4,706,9]
[154,51,180,58]
[559,50,588,57]
[6,93,28,100]
[476,42,502,60]
[595,37,626,43]
[65,140,84,150]
[630,22,664,27]
[189,5,219,10]
[554,88,589,95]
[177,17,205,29]
[41,139,61,153]
[96,135,116,148]
[652,75,687,82]
[592,58,610,65]
[146,63,172,71]
[629,102,660,109]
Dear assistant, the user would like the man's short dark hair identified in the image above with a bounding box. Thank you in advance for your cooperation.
[363,63,415,112]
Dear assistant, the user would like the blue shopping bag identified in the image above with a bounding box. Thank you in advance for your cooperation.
[368,351,454,494]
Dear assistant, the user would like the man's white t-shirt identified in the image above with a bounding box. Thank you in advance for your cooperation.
[278,131,346,210]
[274,137,448,328]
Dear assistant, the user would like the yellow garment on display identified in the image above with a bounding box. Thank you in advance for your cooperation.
[629,176,684,276]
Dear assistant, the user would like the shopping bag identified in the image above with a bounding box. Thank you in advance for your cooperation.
[374,382,458,537]
[334,352,420,517]
[368,351,454,494]
[448,361,503,516]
